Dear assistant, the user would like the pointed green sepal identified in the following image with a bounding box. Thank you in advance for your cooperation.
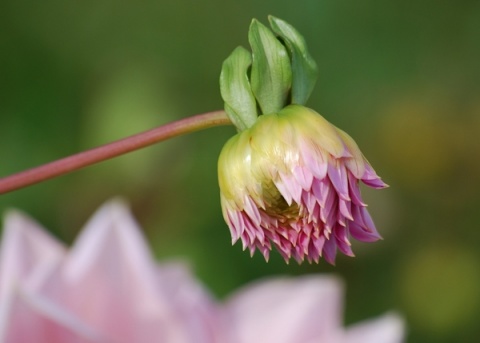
[268,15,318,105]
[220,46,258,131]
[249,19,292,115]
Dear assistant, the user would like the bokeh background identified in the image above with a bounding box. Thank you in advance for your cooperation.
[1,0,479,342]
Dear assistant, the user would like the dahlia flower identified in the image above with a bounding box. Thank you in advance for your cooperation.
[0,201,223,343]
[0,200,403,343]
[218,105,387,264]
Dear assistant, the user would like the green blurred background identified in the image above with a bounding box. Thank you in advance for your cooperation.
[1,0,479,342]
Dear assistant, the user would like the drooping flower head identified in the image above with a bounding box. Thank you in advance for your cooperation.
[218,17,387,263]
[218,105,387,264]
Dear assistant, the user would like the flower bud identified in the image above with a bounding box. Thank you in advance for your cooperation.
[218,105,387,264]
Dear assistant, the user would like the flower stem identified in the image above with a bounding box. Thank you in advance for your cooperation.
[0,110,231,194]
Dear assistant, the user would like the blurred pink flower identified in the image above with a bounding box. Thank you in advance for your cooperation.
[0,200,403,343]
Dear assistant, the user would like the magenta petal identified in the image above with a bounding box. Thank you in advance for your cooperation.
[243,195,261,227]
[280,172,303,204]
[336,238,354,257]
[362,177,388,189]
[275,176,294,206]
[300,140,328,180]
[334,225,354,257]
[293,166,314,191]
[322,238,338,265]
[349,222,381,242]
[241,214,258,245]
[347,172,367,207]
[227,210,242,243]
[351,205,370,232]
[362,164,388,189]
[302,190,317,214]
[327,163,350,201]
[339,199,353,221]
[244,215,265,245]
[360,207,381,237]
[312,178,330,208]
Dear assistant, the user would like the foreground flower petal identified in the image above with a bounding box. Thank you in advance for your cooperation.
[0,201,224,343]
[344,312,405,343]
[0,210,65,303]
[1,288,105,343]
[218,105,387,264]
[0,200,403,343]
[225,276,344,342]
[225,276,404,343]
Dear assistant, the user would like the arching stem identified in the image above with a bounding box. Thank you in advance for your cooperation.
[0,110,230,194]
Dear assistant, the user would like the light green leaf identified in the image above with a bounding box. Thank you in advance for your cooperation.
[249,19,292,115]
[268,15,318,105]
[220,46,258,130]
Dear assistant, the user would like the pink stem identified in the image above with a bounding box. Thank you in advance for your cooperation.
[0,110,230,194]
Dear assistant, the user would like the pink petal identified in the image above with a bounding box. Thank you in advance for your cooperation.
[293,166,314,191]
[322,238,338,265]
[0,288,105,343]
[345,312,405,343]
[360,207,381,238]
[334,226,354,257]
[243,195,261,227]
[225,276,344,343]
[38,200,193,343]
[299,139,328,180]
[361,164,388,189]
[278,172,303,205]
[0,211,65,303]
[349,222,381,243]
[327,163,350,201]
[347,172,367,207]
[155,262,226,343]
[226,210,242,243]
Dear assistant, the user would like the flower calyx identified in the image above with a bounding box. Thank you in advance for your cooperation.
[220,16,318,131]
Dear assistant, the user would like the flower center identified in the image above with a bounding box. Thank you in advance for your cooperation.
[262,181,300,223]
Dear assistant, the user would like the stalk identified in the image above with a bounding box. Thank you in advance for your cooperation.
[0,110,230,194]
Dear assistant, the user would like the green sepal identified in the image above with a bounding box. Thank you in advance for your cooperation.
[268,15,318,105]
[249,19,292,115]
[220,46,258,131]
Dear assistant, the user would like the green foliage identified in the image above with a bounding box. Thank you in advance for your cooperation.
[268,15,318,105]
[220,16,319,130]
[248,19,292,115]
[220,46,258,131]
